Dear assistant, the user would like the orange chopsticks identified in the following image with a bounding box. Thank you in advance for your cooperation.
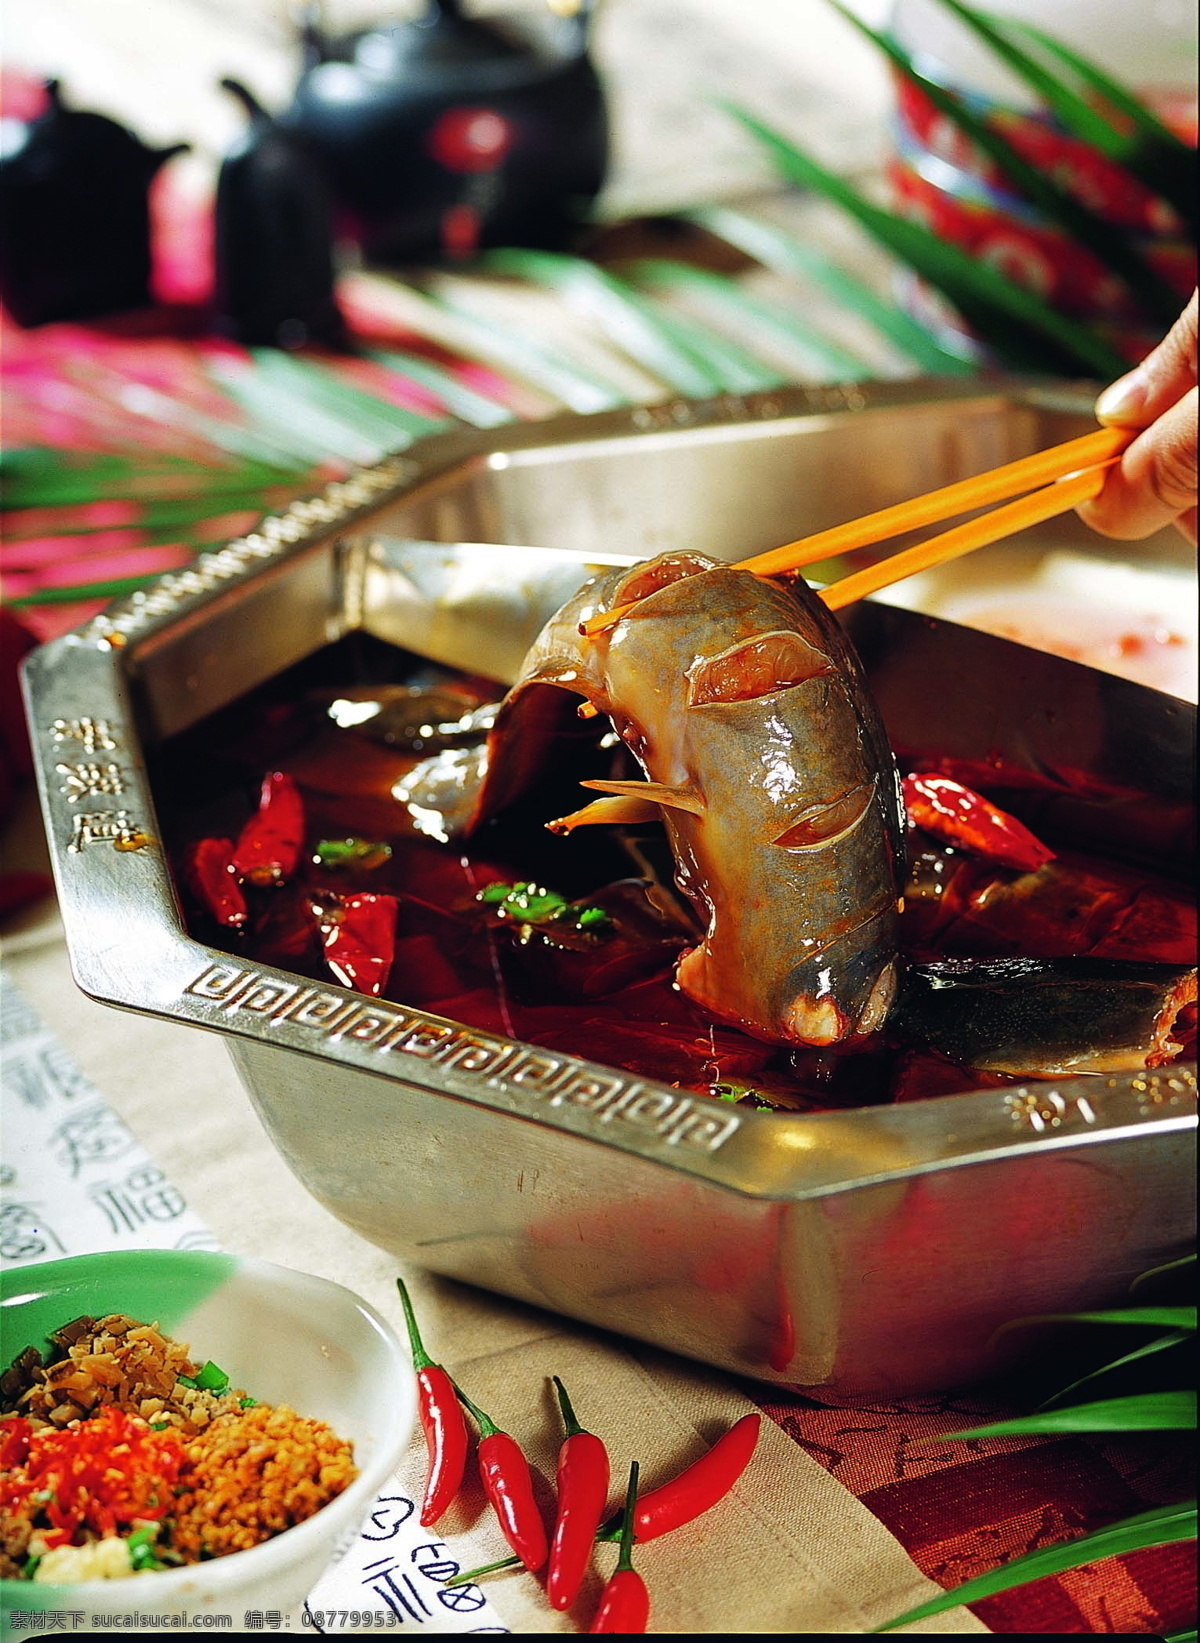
[818,462,1116,609]
[739,425,1131,579]
[580,425,1132,636]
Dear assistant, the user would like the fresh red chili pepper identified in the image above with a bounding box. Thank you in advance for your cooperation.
[395,1277,469,1528]
[600,1411,761,1543]
[456,1384,549,1573]
[902,772,1055,873]
[590,1461,649,1634]
[312,890,398,996]
[546,1375,611,1611]
[185,837,247,928]
[231,770,305,885]
[452,1409,763,1586]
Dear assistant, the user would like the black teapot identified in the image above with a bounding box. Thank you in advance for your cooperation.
[280,0,608,264]
[0,81,187,326]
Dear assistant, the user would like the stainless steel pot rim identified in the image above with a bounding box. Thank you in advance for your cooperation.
[22,376,1197,1210]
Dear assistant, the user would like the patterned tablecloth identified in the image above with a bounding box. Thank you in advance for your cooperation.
[1,848,1194,1635]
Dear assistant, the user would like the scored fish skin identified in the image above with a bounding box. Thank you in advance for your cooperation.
[468,551,907,1048]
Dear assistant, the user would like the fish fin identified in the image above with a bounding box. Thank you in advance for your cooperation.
[580,778,706,816]
[546,794,663,834]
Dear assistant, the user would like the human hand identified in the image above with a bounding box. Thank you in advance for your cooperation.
[1076,289,1197,546]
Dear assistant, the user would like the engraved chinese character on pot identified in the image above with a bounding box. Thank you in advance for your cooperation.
[51,716,118,753]
[68,809,152,852]
[56,760,126,803]
[1004,1088,1096,1132]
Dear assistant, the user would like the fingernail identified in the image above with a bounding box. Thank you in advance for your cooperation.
[1095,369,1148,424]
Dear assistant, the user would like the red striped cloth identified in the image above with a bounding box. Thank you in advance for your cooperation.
[747,1382,1195,1633]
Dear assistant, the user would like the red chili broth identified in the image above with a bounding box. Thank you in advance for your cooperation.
[149,637,1196,1114]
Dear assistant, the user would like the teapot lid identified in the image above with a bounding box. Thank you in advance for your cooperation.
[349,0,528,82]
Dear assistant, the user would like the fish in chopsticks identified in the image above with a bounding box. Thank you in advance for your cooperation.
[460,550,907,1048]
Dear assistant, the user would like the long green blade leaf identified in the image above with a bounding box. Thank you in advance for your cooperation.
[873,1501,1197,1631]
[9,573,181,607]
[479,247,729,396]
[829,0,1180,324]
[934,0,1125,150]
[366,350,514,428]
[627,258,872,381]
[685,205,971,374]
[0,451,298,510]
[1039,1331,1192,1412]
[1131,1253,1198,1295]
[425,287,629,413]
[999,18,1196,229]
[944,1390,1197,1438]
[725,104,1126,377]
[1008,1308,1197,1331]
[247,350,442,447]
[1163,1629,1198,1643]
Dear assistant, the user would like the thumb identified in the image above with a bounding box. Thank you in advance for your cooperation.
[1078,385,1198,542]
[1094,289,1197,428]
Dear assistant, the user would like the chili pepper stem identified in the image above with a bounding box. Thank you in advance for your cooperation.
[445,1555,522,1588]
[615,1460,639,1572]
[394,1278,435,1372]
[454,1382,501,1438]
[552,1374,586,1439]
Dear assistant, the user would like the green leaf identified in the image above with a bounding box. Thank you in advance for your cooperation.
[248,350,444,447]
[1163,1630,1198,1643]
[627,258,872,381]
[425,287,629,414]
[9,573,178,607]
[479,248,733,396]
[0,450,300,510]
[724,103,1127,378]
[1006,1307,1197,1331]
[1132,1253,1199,1295]
[1039,1330,1192,1411]
[944,2,1196,229]
[945,1390,1197,1439]
[206,356,395,466]
[685,204,971,374]
[366,349,515,428]
[3,492,278,539]
[828,0,1181,325]
[873,1501,1197,1631]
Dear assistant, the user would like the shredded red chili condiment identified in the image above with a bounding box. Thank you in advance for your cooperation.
[0,1406,185,1550]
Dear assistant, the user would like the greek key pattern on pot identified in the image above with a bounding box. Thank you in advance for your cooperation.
[183,961,741,1152]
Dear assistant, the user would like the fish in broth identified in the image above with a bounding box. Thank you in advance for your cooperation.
[463,551,907,1048]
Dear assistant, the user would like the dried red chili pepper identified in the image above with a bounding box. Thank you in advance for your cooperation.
[312,890,398,996]
[546,1375,611,1611]
[231,770,305,885]
[590,1461,649,1634]
[395,1278,469,1528]
[456,1384,549,1573]
[601,1410,760,1543]
[902,772,1055,873]
[185,837,247,929]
